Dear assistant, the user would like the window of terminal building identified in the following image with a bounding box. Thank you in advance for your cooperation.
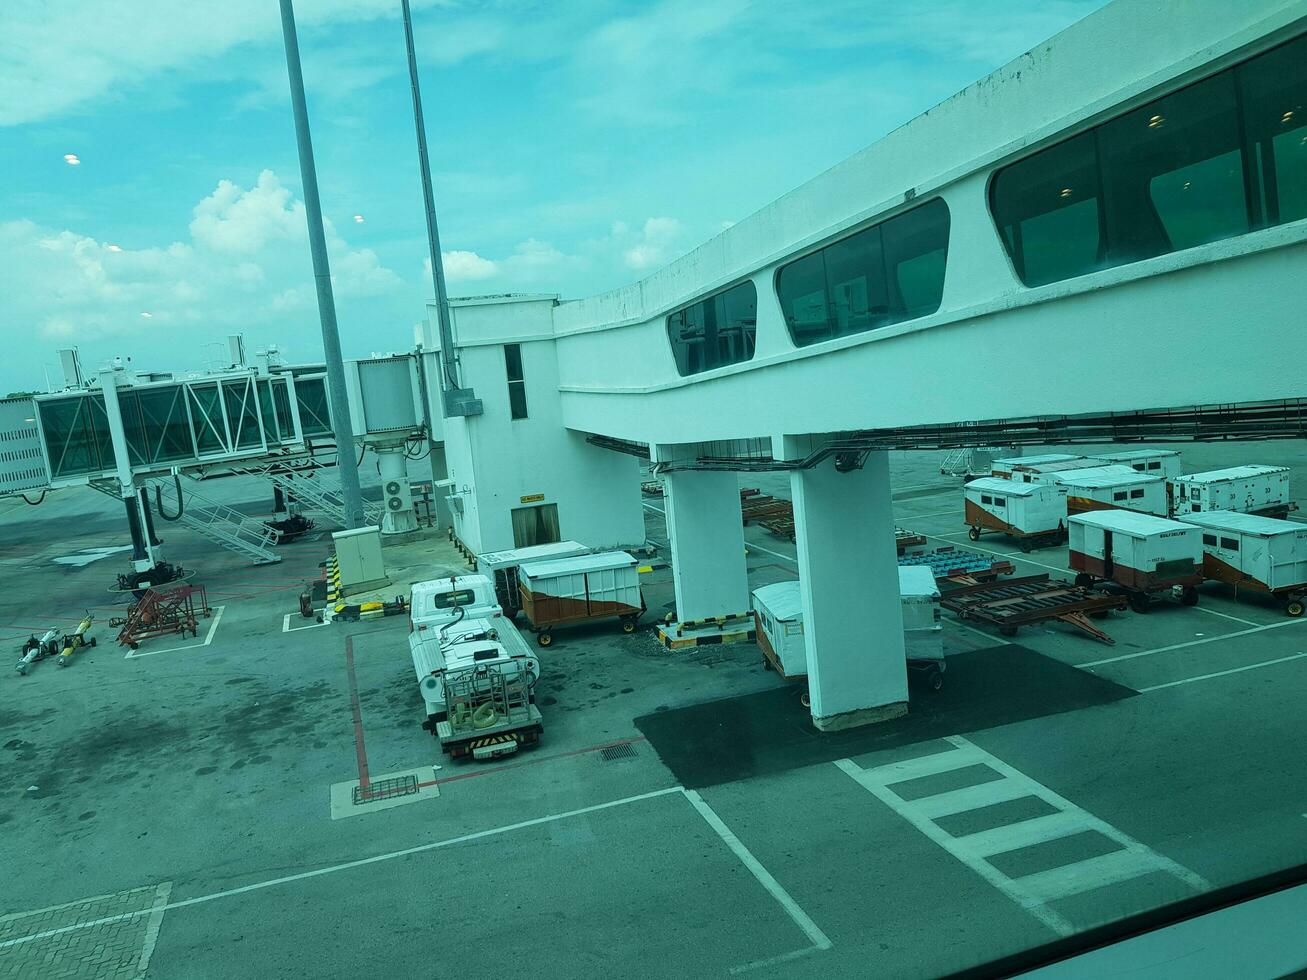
[504,344,528,420]
[665,280,758,376]
[989,32,1307,287]
[511,502,559,548]
[776,197,950,347]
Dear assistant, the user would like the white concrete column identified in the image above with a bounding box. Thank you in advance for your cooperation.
[790,449,907,730]
[662,469,750,623]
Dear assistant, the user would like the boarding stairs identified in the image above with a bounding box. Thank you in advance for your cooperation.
[230,461,383,528]
[89,479,282,566]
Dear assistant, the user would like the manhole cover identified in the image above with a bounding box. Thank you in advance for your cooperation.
[600,743,638,762]
[352,774,419,805]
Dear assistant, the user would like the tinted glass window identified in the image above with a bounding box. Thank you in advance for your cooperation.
[1220,536,1240,550]
[1113,491,1128,501]
[777,199,949,347]
[504,344,528,420]
[666,280,758,375]
[431,589,477,609]
[990,34,1307,287]
[1203,533,1217,546]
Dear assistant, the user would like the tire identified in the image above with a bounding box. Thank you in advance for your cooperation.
[620,619,636,634]
[1129,592,1151,614]
[1074,573,1093,588]
[967,526,981,541]
[929,668,944,692]
[1286,598,1305,618]
[1181,587,1200,607]
[536,631,553,647]
[1018,539,1033,554]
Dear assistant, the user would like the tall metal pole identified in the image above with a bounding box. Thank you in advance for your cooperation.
[279,0,367,528]
[401,0,478,418]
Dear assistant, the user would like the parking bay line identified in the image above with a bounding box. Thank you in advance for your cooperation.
[282,612,328,633]
[123,606,225,660]
[0,786,686,953]
[1186,605,1260,628]
[1076,619,1307,669]
[683,788,833,972]
[1137,651,1307,692]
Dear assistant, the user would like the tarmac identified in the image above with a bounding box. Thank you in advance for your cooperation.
[2,442,1307,978]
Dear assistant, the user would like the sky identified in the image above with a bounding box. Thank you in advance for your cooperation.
[0,0,1106,393]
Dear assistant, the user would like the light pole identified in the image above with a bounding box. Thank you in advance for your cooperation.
[278,0,367,528]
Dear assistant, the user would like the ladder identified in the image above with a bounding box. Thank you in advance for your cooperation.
[939,448,972,476]
[89,479,282,566]
[232,461,383,528]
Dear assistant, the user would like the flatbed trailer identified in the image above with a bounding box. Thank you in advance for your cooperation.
[760,515,796,541]
[940,574,1127,643]
[900,546,1016,586]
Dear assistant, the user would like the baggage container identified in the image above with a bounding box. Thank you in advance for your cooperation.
[1068,511,1202,611]
[476,540,590,615]
[1055,467,1168,516]
[991,453,1089,480]
[1182,511,1307,616]
[1168,465,1296,519]
[963,477,1067,551]
[1089,449,1182,479]
[518,550,644,646]
[751,566,945,688]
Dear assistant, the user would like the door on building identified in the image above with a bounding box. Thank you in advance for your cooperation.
[511,503,561,548]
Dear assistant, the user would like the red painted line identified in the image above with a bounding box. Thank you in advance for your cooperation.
[344,635,371,789]
[416,735,649,788]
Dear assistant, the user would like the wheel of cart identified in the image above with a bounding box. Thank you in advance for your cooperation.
[1180,587,1200,606]
[998,625,1018,637]
[1286,596,1305,618]
[967,526,981,541]
[536,629,553,647]
[1074,573,1094,588]
[1017,538,1033,553]
[1128,592,1151,614]
[907,658,945,691]
[620,615,638,634]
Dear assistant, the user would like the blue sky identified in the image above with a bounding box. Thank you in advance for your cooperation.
[0,0,1105,392]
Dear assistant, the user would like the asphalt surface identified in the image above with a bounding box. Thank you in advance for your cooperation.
[3,444,1307,978]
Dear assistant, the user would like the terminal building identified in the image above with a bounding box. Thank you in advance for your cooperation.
[422,0,1307,731]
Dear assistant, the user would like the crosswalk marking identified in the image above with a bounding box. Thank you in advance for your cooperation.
[836,735,1209,936]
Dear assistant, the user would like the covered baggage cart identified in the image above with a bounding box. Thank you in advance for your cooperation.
[990,453,1086,480]
[751,567,946,690]
[1182,511,1307,616]
[1089,449,1182,479]
[963,478,1067,551]
[1068,511,1202,612]
[1168,465,1296,519]
[899,546,1016,585]
[518,550,645,646]
[476,541,590,615]
[1055,467,1168,516]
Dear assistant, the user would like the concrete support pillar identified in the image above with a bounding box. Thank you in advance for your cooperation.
[790,450,907,731]
[663,470,750,623]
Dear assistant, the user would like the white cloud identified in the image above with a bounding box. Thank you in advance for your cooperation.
[438,250,499,282]
[0,171,401,353]
[619,217,686,271]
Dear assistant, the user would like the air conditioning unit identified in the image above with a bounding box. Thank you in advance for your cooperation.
[384,479,407,515]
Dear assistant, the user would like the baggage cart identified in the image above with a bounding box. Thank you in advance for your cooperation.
[1055,467,1168,517]
[476,541,590,616]
[899,546,1016,586]
[1169,465,1296,519]
[1068,511,1202,612]
[963,478,1067,552]
[1182,511,1307,616]
[990,454,1087,480]
[941,574,1127,643]
[518,551,645,646]
[1089,449,1182,479]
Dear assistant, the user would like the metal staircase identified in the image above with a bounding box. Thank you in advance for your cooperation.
[231,461,383,528]
[89,479,282,566]
[939,449,972,476]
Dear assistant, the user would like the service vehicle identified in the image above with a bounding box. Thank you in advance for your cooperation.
[1068,511,1203,612]
[1168,465,1296,518]
[410,614,542,758]
[1182,511,1307,616]
[963,477,1067,551]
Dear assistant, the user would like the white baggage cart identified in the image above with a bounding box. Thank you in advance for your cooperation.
[1182,511,1307,616]
[963,478,1067,551]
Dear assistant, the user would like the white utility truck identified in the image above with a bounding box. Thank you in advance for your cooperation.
[410,615,542,758]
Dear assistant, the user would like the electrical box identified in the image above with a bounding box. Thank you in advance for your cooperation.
[331,525,389,595]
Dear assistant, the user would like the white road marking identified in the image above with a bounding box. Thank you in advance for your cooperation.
[0,786,685,952]
[123,605,225,659]
[136,881,172,976]
[729,945,822,975]
[946,618,1012,646]
[923,533,1068,575]
[1138,651,1307,692]
[836,735,1207,937]
[1187,605,1260,628]
[642,501,665,514]
[52,545,134,568]
[683,788,832,964]
[282,612,328,633]
[745,541,797,564]
[1076,618,1307,669]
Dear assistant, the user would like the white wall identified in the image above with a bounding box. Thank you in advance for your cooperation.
[433,297,646,555]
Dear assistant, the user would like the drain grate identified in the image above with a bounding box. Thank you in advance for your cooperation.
[352,773,419,805]
[600,743,638,762]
